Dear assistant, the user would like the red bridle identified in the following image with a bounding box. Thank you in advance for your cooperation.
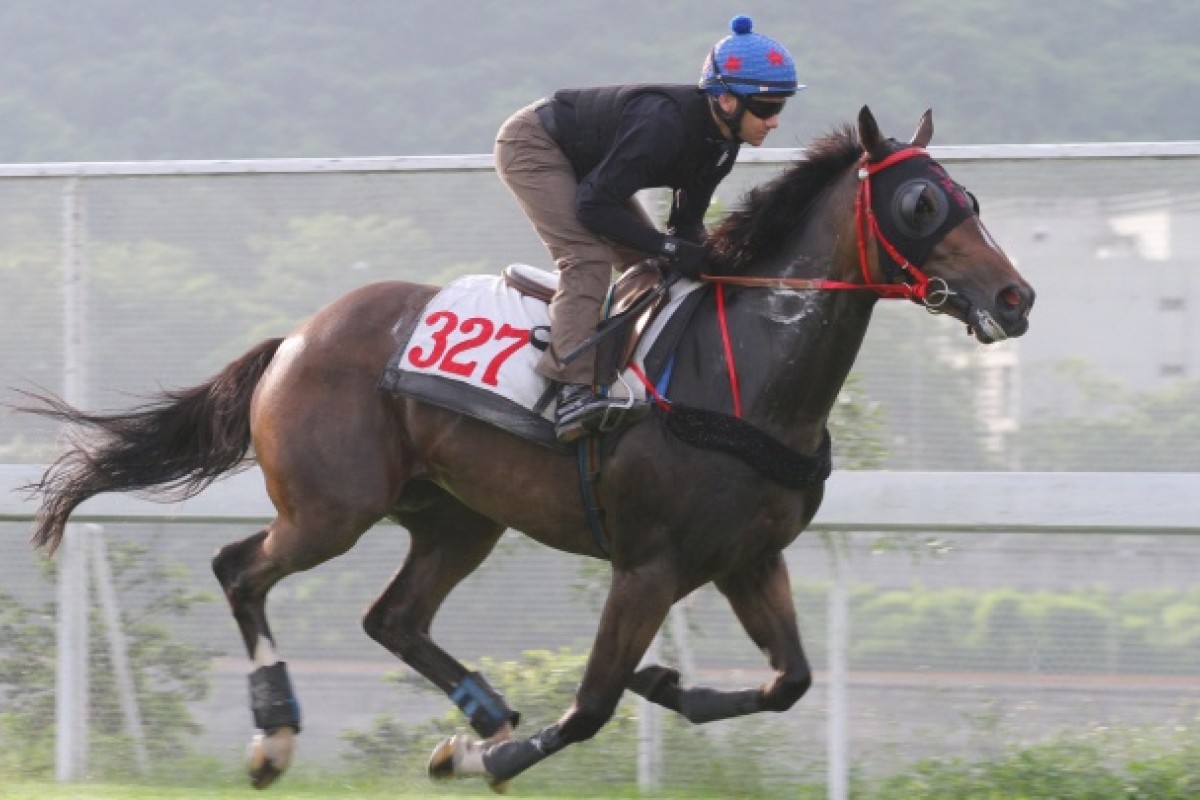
[703,146,950,308]
[670,147,956,418]
[853,147,936,302]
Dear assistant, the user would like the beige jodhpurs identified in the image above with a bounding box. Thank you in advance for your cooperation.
[494,102,655,384]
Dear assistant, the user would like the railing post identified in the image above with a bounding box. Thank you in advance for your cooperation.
[56,176,91,783]
[827,547,849,800]
[91,526,149,774]
[55,523,89,782]
[637,633,663,792]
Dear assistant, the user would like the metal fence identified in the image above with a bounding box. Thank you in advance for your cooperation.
[1,146,1199,796]
[3,143,1200,470]
[2,468,1198,796]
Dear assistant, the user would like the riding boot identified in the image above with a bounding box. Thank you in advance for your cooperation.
[554,382,648,443]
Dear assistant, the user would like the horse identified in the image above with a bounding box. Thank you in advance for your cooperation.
[20,106,1033,791]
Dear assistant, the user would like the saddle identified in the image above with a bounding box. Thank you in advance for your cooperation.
[501,260,671,385]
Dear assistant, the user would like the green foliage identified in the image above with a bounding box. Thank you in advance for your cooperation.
[0,541,218,782]
[0,589,56,778]
[870,737,1200,800]
[244,212,432,333]
[1015,376,1200,471]
[852,304,1005,470]
[812,583,1200,675]
[0,0,1194,163]
[342,648,637,787]
[828,374,889,469]
[340,642,1200,796]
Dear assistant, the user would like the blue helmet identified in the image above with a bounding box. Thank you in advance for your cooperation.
[700,15,802,97]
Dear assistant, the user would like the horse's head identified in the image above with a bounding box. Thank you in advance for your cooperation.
[855,106,1034,342]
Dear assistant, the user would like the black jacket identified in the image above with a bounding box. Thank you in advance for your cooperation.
[540,84,739,255]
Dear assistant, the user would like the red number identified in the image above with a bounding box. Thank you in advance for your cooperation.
[407,310,458,368]
[481,324,530,386]
[409,312,529,386]
[439,316,494,377]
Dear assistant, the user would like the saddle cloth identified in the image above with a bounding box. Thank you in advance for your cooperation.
[380,267,703,449]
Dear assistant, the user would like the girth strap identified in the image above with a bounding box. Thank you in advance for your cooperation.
[662,405,832,489]
[576,439,611,559]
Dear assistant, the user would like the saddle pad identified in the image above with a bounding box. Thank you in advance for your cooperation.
[379,268,703,450]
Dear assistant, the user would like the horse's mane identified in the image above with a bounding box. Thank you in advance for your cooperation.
[708,125,863,273]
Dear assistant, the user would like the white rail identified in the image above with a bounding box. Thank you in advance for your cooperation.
[0,141,1197,179]
[4,467,1197,532]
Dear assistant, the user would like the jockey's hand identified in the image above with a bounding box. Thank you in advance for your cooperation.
[660,235,707,280]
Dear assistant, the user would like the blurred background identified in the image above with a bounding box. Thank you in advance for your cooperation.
[0,0,1196,161]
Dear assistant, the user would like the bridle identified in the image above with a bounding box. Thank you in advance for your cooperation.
[635,146,978,419]
[704,146,956,312]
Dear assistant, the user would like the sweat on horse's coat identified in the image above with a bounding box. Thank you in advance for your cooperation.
[17,107,1033,791]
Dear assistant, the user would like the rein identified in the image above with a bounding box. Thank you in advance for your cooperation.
[603,146,951,505]
[703,147,954,310]
[652,146,957,424]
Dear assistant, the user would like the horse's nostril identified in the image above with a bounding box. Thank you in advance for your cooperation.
[999,286,1023,310]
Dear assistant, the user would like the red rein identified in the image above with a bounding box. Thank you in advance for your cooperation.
[706,147,936,301]
[637,148,940,418]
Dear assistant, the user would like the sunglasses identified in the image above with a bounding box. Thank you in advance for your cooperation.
[741,96,787,120]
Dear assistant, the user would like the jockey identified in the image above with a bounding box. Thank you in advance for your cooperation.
[495,15,801,443]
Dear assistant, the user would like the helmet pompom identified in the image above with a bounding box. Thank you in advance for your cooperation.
[731,15,753,35]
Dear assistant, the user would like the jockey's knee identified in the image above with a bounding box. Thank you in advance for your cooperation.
[761,663,812,712]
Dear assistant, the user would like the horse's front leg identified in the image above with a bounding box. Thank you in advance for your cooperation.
[430,565,675,790]
[629,550,811,722]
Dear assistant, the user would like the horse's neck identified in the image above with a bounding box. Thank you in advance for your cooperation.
[707,176,875,452]
[733,274,875,450]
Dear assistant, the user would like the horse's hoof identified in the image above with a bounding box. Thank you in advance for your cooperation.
[246,727,296,790]
[428,734,509,793]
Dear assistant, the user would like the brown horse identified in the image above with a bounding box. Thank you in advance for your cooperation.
[22,107,1033,791]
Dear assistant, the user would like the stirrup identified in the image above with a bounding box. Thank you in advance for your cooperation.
[594,372,649,434]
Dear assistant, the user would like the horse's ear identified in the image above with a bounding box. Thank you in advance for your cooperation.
[857,105,882,151]
[910,108,934,148]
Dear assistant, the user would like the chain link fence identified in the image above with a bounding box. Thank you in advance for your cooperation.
[1,146,1198,793]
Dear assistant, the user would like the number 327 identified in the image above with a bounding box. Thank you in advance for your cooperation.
[407,311,529,387]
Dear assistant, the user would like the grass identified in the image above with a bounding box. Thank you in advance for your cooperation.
[0,778,748,800]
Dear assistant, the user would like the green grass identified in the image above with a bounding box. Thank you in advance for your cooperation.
[0,779,745,800]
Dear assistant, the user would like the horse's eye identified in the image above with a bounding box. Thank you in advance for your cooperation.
[892,179,949,238]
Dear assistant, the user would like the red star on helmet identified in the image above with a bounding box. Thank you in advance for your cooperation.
[767,49,785,66]
[722,54,742,72]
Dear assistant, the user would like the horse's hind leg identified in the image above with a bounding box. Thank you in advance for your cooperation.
[629,551,812,723]
[361,484,518,757]
[212,515,373,789]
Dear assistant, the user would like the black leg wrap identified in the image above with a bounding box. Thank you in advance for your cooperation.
[630,665,762,724]
[483,724,564,782]
[678,686,762,724]
[629,665,683,711]
[450,671,520,738]
[249,662,302,732]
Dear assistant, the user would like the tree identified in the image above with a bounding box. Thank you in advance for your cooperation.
[1013,372,1200,471]
[0,541,218,781]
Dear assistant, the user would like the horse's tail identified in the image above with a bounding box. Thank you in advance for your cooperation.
[20,337,285,555]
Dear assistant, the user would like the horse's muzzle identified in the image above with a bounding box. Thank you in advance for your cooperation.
[968,283,1034,343]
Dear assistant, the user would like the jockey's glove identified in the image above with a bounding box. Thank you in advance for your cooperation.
[660,235,707,280]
